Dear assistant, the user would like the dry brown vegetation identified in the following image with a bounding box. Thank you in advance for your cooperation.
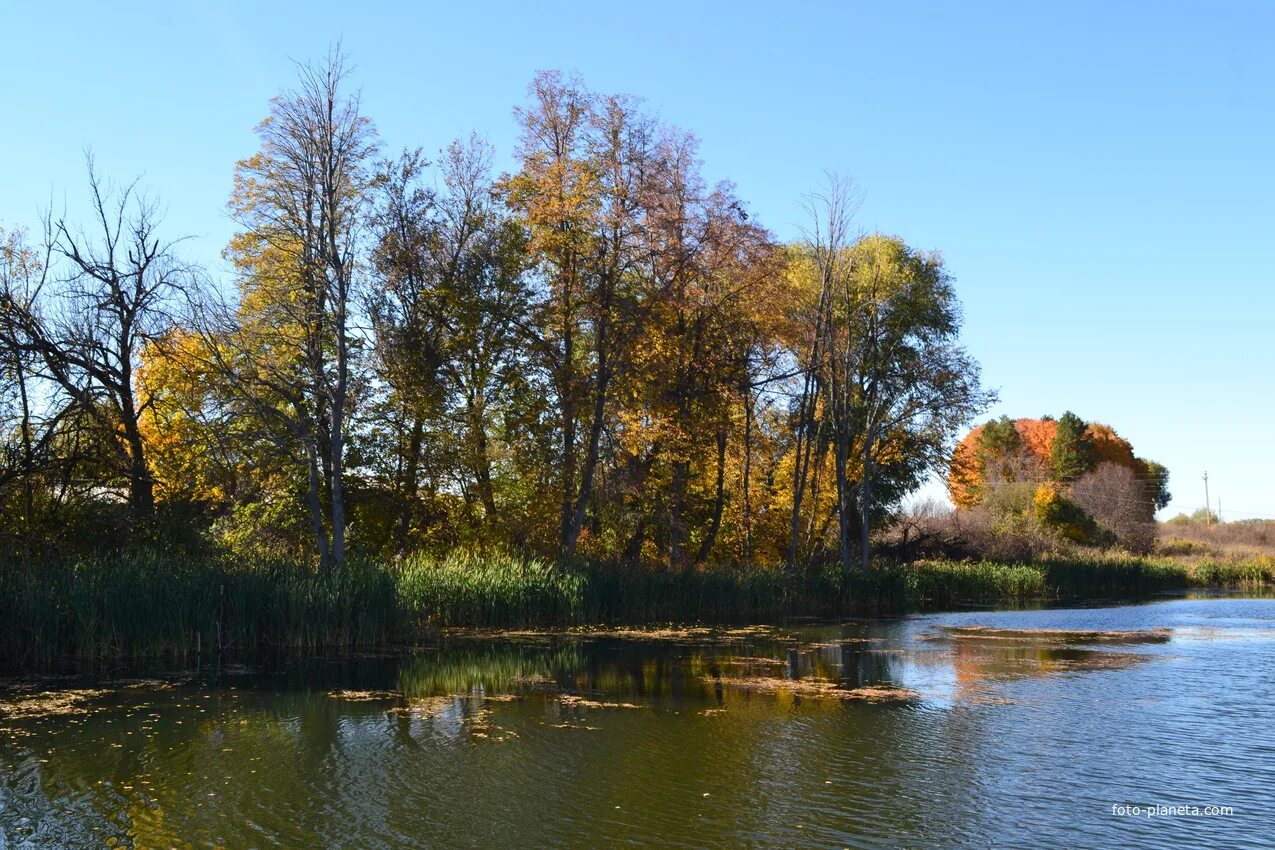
[1159,518,1275,562]
[885,501,1275,570]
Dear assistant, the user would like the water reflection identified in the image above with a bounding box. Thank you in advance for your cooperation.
[3,597,1274,849]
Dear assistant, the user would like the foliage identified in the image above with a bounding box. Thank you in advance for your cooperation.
[1032,482,1105,544]
[1049,411,1093,481]
[949,413,1168,554]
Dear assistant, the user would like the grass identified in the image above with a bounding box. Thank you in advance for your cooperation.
[1,547,1271,669]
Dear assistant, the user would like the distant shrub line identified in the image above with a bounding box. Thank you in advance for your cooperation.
[1,549,1270,668]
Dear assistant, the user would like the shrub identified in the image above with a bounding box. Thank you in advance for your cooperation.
[1033,483,1105,544]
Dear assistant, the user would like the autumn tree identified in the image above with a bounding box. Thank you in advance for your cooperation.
[368,135,535,551]
[208,49,379,569]
[618,131,777,568]
[801,181,991,573]
[503,72,655,563]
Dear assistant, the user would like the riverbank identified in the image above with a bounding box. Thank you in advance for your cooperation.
[1,549,1271,668]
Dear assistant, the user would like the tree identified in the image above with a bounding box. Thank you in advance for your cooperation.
[369,135,535,551]
[801,181,991,573]
[1141,460,1171,511]
[1070,462,1155,552]
[951,416,1170,530]
[213,48,379,569]
[503,72,653,564]
[0,226,60,537]
[622,131,777,568]
[0,164,192,523]
[1050,410,1093,481]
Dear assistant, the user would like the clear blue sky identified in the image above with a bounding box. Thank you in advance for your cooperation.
[4,1,1273,519]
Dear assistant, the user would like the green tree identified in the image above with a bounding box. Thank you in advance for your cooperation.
[802,181,992,574]
[1141,460,1172,511]
[1050,410,1093,481]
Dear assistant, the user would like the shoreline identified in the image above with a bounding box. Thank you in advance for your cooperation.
[1,550,1270,672]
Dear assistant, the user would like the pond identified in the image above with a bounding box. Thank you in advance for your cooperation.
[2,596,1273,848]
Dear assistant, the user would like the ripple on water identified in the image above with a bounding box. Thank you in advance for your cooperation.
[2,597,1274,848]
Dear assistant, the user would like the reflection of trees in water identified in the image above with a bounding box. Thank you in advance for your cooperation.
[401,637,816,702]
[0,632,1017,848]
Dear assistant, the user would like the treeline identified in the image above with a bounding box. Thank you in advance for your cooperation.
[0,52,989,576]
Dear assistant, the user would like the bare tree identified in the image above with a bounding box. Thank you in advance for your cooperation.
[0,163,192,521]
[1071,462,1156,552]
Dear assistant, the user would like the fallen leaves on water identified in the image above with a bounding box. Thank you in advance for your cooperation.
[706,676,917,702]
[927,626,1171,645]
[0,689,109,719]
[559,694,644,710]
[550,722,601,730]
[444,624,788,643]
[387,696,459,716]
[470,706,519,742]
[326,689,402,701]
[716,656,789,667]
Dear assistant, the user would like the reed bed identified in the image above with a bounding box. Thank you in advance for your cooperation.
[1,548,1270,668]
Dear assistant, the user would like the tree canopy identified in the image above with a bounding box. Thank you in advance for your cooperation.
[1,55,992,572]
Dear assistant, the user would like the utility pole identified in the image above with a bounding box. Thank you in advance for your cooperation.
[1203,471,1210,525]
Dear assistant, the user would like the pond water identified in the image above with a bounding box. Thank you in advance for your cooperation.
[2,595,1274,849]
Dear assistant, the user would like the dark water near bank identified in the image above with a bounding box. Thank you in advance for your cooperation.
[3,596,1274,849]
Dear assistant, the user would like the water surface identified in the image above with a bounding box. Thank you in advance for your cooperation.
[3,596,1273,848]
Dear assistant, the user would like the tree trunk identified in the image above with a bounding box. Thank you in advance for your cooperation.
[563,310,611,563]
[695,429,728,566]
[396,415,424,555]
[556,321,578,562]
[860,429,874,571]
[329,410,346,567]
[742,390,753,564]
[304,433,330,570]
[118,388,154,520]
[623,517,648,566]
[833,431,854,579]
[470,399,497,521]
[668,458,689,570]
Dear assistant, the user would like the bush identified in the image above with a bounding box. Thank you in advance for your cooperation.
[1033,483,1106,544]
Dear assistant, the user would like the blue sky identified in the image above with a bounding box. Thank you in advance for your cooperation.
[3,1,1272,518]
